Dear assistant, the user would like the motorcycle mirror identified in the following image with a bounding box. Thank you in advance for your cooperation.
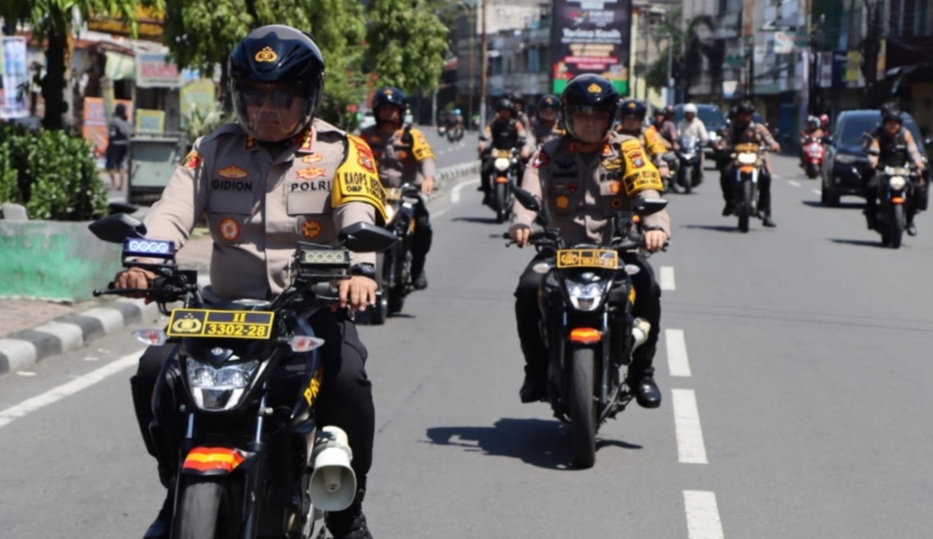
[512,185,541,213]
[88,213,148,244]
[337,222,397,253]
[634,198,668,217]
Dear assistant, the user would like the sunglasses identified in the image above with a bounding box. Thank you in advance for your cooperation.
[242,89,296,108]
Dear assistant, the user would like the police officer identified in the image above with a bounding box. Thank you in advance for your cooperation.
[116,26,380,539]
[718,99,780,227]
[616,99,675,190]
[360,87,436,289]
[507,92,533,133]
[530,94,564,147]
[799,115,825,169]
[864,102,928,235]
[651,106,678,149]
[478,98,531,204]
[508,74,670,408]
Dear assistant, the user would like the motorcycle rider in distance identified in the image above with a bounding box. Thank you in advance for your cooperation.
[820,113,831,134]
[799,115,826,169]
[616,99,675,191]
[478,98,531,205]
[508,74,670,409]
[864,102,927,236]
[114,26,381,539]
[530,94,564,147]
[677,103,710,182]
[717,99,781,227]
[651,105,678,150]
[360,86,436,289]
[507,92,533,133]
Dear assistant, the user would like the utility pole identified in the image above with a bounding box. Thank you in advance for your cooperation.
[479,0,488,129]
[860,0,881,108]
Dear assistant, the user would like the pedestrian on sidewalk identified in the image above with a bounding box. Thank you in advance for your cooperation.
[105,103,132,190]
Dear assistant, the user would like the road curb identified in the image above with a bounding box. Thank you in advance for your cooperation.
[0,161,479,377]
[0,298,161,376]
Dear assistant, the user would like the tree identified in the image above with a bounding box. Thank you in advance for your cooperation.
[645,11,723,103]
[0,0,151,131]
[364,0,448,95]
[162,0,367,129]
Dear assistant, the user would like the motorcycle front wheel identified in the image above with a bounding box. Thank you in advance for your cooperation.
[570,347,597,469]
[890,204,905,249]
[173,477,240,539]
[495,183,509,223]
[738,180,752,233]
[682,165,694,194]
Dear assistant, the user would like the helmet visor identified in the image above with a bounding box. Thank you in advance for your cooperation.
[233,81,313,142]
[567,107,612,144]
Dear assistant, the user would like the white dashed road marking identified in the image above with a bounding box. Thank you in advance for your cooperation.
[666,329,691,377]
[0,351,140,430]
[812,189,822,195]
[660,266,676,291]
[788,180,801,187]
[672,388,708,464]
[683,490,725,539]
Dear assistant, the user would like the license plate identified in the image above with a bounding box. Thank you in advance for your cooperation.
[167,308,275,339]
[555,249,619,270]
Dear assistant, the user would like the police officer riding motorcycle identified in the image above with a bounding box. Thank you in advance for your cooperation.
[717,99,781,227]
[530,94,564,147]
[478,98,531,207]
[615,99,675,192]
[509,74,670,416]
[864,102,928,239]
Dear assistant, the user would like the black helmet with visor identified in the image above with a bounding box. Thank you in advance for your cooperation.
[560,74,619,143]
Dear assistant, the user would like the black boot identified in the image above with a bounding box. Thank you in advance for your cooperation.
[410,226,432,290]
[627,366,661,409]
[519,364,546,403]
[326,488,373,539]
[722,201,734,216]
[142,486,173,539]
[907,218,918,236]
[759,210,777,227]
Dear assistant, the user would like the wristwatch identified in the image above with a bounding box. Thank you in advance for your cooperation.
[350,263,376,279]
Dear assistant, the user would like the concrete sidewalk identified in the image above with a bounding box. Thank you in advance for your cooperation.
[0,161,479,377]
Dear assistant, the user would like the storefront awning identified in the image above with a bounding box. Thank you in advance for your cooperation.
[105,50,135,81]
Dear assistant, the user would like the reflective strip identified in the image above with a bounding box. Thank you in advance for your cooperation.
[182,446,245,473]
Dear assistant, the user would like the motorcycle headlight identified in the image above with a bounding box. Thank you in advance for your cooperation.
[564,277,609,312]
[494,157,511,171]
[187,358,260,411]
[889,175,907,191]
[737,152,757,165]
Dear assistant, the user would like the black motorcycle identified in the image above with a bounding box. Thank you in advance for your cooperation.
[447,124,464,142]
[676,135,702,194]
[509,187,667,468]
[870,164,919,248]
[89,214,395,539]
[485,147,520,223]
[370,183,421,324]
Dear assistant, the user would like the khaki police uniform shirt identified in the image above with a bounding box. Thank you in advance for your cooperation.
[512,132,672,245]
[144,119,385,301]
[359,125,436,188]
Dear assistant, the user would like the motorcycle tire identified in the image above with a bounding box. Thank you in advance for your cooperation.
[806,164,819,179]
[738,180,752,233]
[173,477,239,539]
[570,347,597,469]
[495,183,508,224]
[890,204,905,249]
[683,167,693,194]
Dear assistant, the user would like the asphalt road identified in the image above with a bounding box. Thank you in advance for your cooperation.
[2,150,933,538]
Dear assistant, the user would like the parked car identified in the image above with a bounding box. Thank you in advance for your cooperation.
[821,109,928,206]
[674,103,725,164]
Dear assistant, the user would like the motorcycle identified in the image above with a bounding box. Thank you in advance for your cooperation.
[676,135,702,194]
[802,136,825,179]
[89,214,395,539]
[437,124,447,137]
[730,142,764,233]
[447,124,464,142]
[370,183,421,324]
[870,164,918,248]
[509,187,667,469]
[485,147,520,223]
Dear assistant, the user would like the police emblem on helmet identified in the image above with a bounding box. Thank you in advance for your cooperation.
[255,46,278,63]
[587,83,602,93]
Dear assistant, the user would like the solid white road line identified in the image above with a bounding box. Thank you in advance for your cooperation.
[683,490,725,539]
[665,329,691,377]
[0,351,140,430]
[812,189,822,195]
[660,266,676,291]
[789,180,801,187]
[672,388,708,464]
[450,178,480,204]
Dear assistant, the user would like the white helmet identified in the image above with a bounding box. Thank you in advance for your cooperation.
[684,103,698,115]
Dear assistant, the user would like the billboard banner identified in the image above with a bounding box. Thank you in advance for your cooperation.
[1,36,29,119]
[551,0,631,95]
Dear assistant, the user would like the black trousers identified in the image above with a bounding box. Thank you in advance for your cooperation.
[130,309,375,496]
[513,251,662,379]
[411,194,432,278]
[720,162,773,214]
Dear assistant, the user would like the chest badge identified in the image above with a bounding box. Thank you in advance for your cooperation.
[609,180,621,194]
[217,165,249,179]
[296,167,327,180]
[302,220,322,239]
[302,153,323,164]
[219,218,240,241]
[555,195,570,209]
